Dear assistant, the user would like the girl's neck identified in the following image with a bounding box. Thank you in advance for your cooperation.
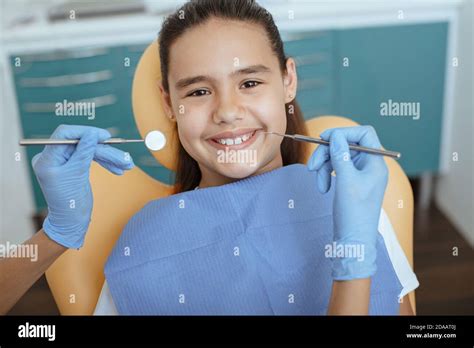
[198,154,283,189]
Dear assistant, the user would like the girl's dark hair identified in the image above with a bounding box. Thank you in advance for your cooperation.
[158,0,308,193]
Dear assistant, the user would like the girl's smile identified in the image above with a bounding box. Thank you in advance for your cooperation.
[206,128,264,151]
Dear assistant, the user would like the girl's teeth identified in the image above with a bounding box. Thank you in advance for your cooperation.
[215,131,254,146]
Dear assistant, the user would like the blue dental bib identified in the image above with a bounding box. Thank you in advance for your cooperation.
[104,164,402,315]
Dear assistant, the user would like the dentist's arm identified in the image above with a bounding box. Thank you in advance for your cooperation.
[0,229,66,314]
[308,126,389,315]
[0,125,134,314]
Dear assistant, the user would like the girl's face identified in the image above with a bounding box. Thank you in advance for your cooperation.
[160,18,297,188]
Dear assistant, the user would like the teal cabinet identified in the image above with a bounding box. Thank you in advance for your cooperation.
[283,31,337,118]
[282,23,448,177]
[334,22,448,176]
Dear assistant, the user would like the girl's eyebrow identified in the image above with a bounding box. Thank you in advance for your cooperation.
[176,75,214,90]
[175,64,271,90]
[232,64,271,76]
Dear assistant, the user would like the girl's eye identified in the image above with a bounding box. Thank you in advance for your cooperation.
[187,89,210,97]
[241,80,261,89]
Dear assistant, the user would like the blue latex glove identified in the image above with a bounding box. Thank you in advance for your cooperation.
[32,125,135,249]
[307,126,388,280]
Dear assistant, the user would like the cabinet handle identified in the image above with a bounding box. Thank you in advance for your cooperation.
[126,44,148,53]
[19,70,112,87]
[20,47,109,62]
[23,94,117,113]
[297,78,326,91]
[283,31,329,42]
[294,52,328,66]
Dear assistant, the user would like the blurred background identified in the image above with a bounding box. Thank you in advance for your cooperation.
[1,0,473,315]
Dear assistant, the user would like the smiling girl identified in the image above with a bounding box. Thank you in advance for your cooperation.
[26,0,418,316]
[159,3,305,192]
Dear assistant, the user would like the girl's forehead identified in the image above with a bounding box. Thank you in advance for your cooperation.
[168,18,279,81]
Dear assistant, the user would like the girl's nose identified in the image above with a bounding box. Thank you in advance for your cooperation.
[213,95,244,124]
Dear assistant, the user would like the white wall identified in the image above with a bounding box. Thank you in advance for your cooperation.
[0,54,37,245]
[435,0,474,247]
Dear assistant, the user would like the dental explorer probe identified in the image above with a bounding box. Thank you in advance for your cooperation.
[264,131,401,159]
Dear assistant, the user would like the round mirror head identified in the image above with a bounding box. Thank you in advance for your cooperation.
[144,130,166,151]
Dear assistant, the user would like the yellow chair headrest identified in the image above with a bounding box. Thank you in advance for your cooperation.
[132,41,178,171]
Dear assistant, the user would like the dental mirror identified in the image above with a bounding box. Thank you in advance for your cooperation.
[19,130,167,152]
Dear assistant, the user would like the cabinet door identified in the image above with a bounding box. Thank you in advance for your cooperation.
[11,44,174,212]
[283,30,337,118]
[335,23,448,176]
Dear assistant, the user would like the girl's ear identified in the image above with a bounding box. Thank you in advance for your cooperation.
[158,82,176,122]
[283,57,298,103]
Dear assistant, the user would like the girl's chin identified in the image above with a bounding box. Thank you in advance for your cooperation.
[213,162,262,180]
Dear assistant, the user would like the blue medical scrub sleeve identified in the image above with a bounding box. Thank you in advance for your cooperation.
[104,164,402,315]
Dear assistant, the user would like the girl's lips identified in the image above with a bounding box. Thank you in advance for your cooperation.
[206,129,262,151]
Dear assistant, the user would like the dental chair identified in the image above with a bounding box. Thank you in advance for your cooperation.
[45,41,416,315]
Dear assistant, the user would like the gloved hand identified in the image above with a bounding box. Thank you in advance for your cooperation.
[32,125,135,249]
[307,126,388,280]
